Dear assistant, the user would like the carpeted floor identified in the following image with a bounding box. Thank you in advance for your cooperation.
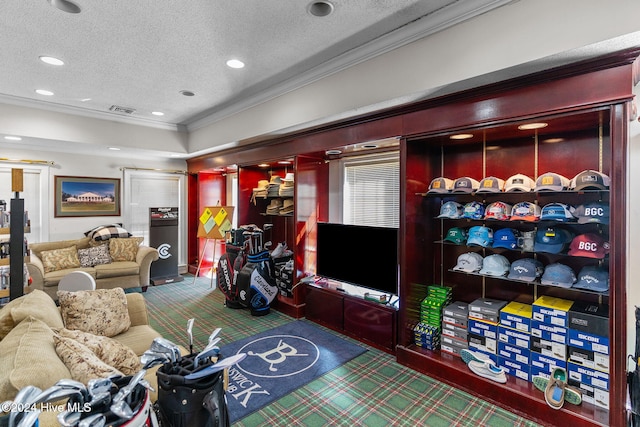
[142,275,542,427]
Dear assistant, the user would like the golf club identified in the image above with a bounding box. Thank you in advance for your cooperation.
[112,370,146,405]
[186,318,195,354]
[208,327,222,344]
[9,385,41,427]
[193,337,221,368]
[57,410,81,427]
[78,413,106,427]
[87,378,113,398]
[110,400,134,421]
[150,338,181,364]
[141,351,171,369]
[15,409,40,427]
[185,353,247,380]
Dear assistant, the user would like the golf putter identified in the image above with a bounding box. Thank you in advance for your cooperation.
[185,353,247,380]
[187,318,195,354]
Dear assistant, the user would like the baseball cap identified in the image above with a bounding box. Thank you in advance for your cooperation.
[484,202,512,221]
[510,202,541,222]
[540,203,576,222]
[444,227,467,245]
[541,263,577,288]
[427,177,454,194]
[568,233,610,259]
[570,170,610,191]
[535,172,571,192]
[437,201,464,219]
[507,258,544,281]
[505,174,535,192]
[534,227,574,254]
[453,252,483,272]
[572,266,609,292]
[452,177,480,193]
[477,176,505,193]
[573,202,609,225]
[466,226,493,247]
[492,228,520,250]
[479,254,511,277]
[462,201,485,220]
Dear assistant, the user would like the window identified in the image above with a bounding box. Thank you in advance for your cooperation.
[343,154,399,228]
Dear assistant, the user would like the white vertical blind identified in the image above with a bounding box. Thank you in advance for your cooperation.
[343,155,399,228]
[0,166,48,243]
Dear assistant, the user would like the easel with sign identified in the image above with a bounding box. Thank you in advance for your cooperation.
[193,205,234,287]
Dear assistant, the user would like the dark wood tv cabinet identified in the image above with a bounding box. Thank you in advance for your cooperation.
[305,280,397,354]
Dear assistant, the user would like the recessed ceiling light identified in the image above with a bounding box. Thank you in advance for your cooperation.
[308,1,334,17]
[47,0,81,13]
[35,89,54,96]
[180,90,195,97]
[4,136,22,141]
[80,98,92,102]
[362,144,378,149]
[518,122,548,130]
[277,160,291,165]
[226,59,245,69]
[543,138,565,143]
[258,163,270,168]
[39,56,64,66]
[325,149,342,155]
[108,147,121,151]
[450,133,474,140]
[151,111,164,116]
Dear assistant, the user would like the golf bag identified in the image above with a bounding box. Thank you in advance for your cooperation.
[216,243,245,309]
[156,353,229,427]
[628,306,640,426]
[236,249,278,316]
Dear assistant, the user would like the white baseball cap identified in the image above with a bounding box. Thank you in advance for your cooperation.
[505,174,535,192]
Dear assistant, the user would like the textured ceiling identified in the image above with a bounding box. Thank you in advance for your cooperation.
[0,0,511,131]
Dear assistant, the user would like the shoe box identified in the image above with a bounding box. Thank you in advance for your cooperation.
[567,300,610,374]
[568,301,609,338]
[530,336,567,360]
[499,301,532,333]
[468,319,498,341]
[568,362,610,394]
[441,334,468,357]
[530,352,567,379]
[567,377,610,410]
[567,346,610,373]
[499,357,530,382]
[414,323,440,350]
[498,326,531,349]
[442,323,468,342]
[468,298,507,323]
[532,296,574,327]
[498,341,530,365]
[443,301,469,329]
[468,331,497,355]
[531,320,567,345]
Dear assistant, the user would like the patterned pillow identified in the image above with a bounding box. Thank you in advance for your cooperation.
[109,237,143,262]
[54,335,123,384]
[85,224,132,241]
[40,245,81,273]
[56,328,141,375]
[77,244,112,267]
[58,288,131,337]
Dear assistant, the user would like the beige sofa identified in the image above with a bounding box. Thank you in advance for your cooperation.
[0,289,164,426]
[26,236,159,300]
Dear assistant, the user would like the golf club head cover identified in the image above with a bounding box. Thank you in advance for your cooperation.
[236,262,257,308]
[249,259,278,316]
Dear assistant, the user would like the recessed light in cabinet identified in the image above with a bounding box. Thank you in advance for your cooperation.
[518,122,548,130]
[449,133,473,140]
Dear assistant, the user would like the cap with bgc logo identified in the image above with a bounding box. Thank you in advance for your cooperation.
[466,226,493,247]
[444,227,467,245]
[535,172,571,192]
[507,258,544,282]
[505,174,536,192]
[568,233,610,259]
[510,202,541,222]
[541,263,577,288]
[462,201,485,220]
[572,266,609,292]
[570,170,610,191]
[484,202,512,221]
[453,252,483,273]
[477,176,505,193]
[479,254,511,277]
[573,202,609,225]
[452,177,480,193]
[427,177,454,194]
[540,203,576,222]
[534,227,574,254]
[492,228,520,250]
[437,201,464,219]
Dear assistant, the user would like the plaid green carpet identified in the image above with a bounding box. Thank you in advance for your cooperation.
[142,276,542,427]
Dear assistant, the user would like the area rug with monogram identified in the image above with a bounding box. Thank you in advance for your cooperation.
[219,320,368,422]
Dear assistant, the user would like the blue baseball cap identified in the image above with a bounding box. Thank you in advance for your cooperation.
[534,227,574,254]
[467,226,493,247]
[507,258,544,281]
[540,203,576,222]
[479,254,511,277]
[462,201,485,220]
[452,177,480,193]
[572,266,609,292]
[541,263,576,288]
[437,201,464,219]
[574,202,609,225]
[492,228,520,250]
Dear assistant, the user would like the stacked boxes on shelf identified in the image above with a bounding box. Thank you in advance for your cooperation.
[530,296,574,381]
[468,298,507,365]
[441,301,469,356]
[497,301,533,381]
[414,285,452,350]
[567,301,610,410]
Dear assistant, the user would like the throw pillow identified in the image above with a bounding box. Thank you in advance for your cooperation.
[77,244,112,267]
[57,328,141,375]
[0,289,64,339]
[0,316,71,402]
[85,224,132,241]
[58,288,131,337]
[54,335,123,384]
[109,237,143,262]
[40,245,81,273]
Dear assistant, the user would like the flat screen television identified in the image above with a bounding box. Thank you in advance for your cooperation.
[316,222,398,295]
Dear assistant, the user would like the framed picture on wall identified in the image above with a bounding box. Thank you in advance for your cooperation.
[54,176,121,217]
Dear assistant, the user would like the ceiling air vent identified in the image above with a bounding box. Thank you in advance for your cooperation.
[109,105,136,115]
